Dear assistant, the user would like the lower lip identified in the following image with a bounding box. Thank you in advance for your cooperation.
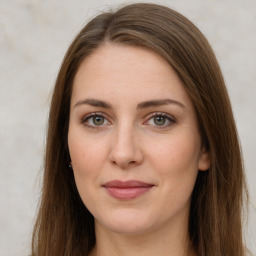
[104,186,153,200]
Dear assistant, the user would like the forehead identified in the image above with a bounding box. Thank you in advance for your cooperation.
[74,44,175,83]
[72,44,192,108]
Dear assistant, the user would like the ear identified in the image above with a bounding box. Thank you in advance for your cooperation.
[198,147,211,171]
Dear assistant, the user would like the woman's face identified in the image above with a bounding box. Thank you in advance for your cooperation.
[68,44,210,235]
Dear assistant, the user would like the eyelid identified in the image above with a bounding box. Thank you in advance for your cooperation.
[146,112,176,121]
[143,112,176,127]
[81,112,112,128]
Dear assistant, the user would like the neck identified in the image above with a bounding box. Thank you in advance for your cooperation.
[90,213,195,256]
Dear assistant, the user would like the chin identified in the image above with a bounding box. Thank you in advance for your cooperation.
[103,222,153,235]
[95,209,159,235]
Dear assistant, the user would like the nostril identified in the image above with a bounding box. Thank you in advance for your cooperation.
[110,159,138,169]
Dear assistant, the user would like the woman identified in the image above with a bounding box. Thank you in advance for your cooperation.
[31,3,248,256]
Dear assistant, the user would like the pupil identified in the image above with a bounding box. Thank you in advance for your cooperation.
[93,116,104,125]
[154,116,165,125]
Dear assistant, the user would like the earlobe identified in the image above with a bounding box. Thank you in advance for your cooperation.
[198,148,211,171]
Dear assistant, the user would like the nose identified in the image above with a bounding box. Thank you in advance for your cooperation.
[109,124,144,169]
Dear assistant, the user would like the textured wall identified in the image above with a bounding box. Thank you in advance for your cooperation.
[0,0,255,255]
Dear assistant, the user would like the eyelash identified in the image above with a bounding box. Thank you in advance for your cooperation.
[144,112,176,128]
[81,112,176,129]
[81,112,111,129]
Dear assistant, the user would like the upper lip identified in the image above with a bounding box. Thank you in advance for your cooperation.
[103,180,154,188]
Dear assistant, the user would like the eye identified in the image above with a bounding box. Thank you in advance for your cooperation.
[153,116,167,126]
[82,113,111,128]
[145,113,175,128]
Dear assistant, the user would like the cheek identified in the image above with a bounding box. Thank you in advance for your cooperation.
[154,138,199,167]
[68,133,107,208]
[148,131,201,186]
[68,132,108,180]
[150,136,200,211]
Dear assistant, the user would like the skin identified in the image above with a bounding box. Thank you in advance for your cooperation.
[68,44,210,256]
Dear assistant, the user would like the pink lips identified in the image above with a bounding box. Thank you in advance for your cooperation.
[103,180,154,200]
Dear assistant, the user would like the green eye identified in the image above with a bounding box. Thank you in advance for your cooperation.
[146,113,175,128]
[93,116,105,125]
[153,116,166,126]
[82,113,110,128]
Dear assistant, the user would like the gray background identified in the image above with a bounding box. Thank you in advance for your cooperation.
[0,0,255,255]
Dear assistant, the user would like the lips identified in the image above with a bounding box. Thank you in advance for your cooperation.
[102,180,154,200]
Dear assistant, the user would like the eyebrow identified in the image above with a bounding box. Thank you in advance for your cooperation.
[137,99,185,109]
[73,98,185,109]
[74,98,112,108]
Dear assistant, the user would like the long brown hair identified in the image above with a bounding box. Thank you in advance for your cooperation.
[32,3,248,256]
